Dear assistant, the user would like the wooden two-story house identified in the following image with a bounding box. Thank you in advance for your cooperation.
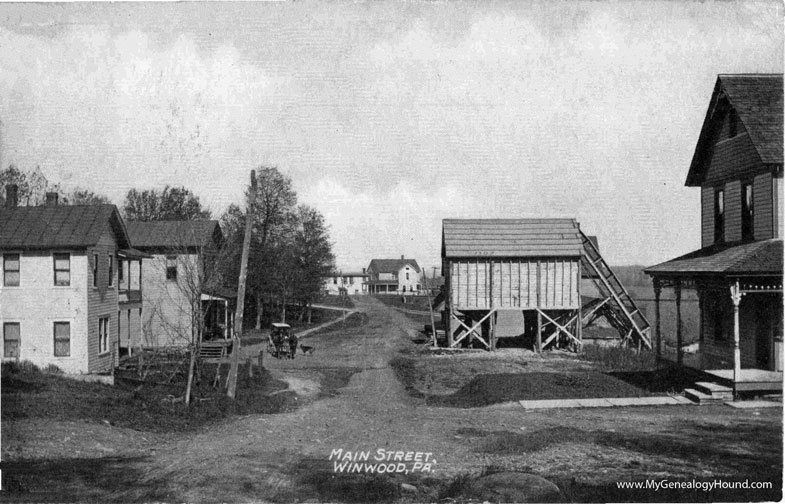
[0,188,148,373]
[646,74,783,392]
[366,257,422,294]
[323,270,369,296]
[126,220,233,349]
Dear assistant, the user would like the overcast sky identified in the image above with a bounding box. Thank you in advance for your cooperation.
[0,1,782,271]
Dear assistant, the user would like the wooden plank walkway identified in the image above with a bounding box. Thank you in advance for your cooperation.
[519,395,693,410]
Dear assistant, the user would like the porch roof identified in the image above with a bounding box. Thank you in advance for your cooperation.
[645,239,783,278]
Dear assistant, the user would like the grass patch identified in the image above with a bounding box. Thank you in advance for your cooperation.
[305,312,369,338]
[427,372,650,407]
[0,456,170,503]
[372,295,433,312]
[315,295,356,310]
[579,344,658,371]
[2,359,297,433]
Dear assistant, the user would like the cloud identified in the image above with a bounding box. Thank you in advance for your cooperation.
[0,2,781,267]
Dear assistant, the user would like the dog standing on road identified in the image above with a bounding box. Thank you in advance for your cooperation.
[300,344,315,355]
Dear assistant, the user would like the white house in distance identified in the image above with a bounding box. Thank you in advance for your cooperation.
[126,220,233,349]
[366,256,422,294]
[0,188,148,374]
[323,270,369,295]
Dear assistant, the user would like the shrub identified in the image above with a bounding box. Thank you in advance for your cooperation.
[579,344,657,371]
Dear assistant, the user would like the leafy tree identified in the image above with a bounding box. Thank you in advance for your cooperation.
[292,205,335,322]
[123,185,211,221]
[218,168,334,327]
[0,165,60,206]
[64,187,112,205]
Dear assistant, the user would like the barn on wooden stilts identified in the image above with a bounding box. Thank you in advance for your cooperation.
[441,219,651,351]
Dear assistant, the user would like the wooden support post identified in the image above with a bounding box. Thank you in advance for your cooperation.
[730,280,743,396]
[227,170,257,399]
[654,279,662,361]
[577,260,583,349]
[675,280,683,365]
[536,310,542,353]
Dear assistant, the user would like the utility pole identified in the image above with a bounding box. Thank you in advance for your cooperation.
[227,170,257,399]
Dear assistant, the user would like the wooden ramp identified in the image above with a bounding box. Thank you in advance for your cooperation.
[580,231,651,349]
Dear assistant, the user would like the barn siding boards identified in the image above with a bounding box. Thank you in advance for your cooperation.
[754,172,774,240]
[448,257,580,311]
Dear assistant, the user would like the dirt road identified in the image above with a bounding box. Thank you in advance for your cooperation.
[117,296,483,502]
[6,296,781,502]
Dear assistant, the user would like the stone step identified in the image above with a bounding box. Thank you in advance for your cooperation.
[694,381,734,399]
[684,388,726,405]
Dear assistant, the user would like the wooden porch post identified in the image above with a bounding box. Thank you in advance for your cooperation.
[675,280,683,365]
[730,280,743,395]
[654,279,662,361]
[536,310,542,353]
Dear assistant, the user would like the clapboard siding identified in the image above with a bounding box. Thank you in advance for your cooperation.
[701,186,715,247]
[449,258,579,310]
[775,176,783,239]
[704,133,763,185]
[141,253,198,347]
[87,224,118,373]
[754,172,774,240]
[724,180,742,242]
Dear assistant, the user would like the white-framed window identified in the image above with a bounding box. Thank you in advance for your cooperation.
[4,322,20,358]
[98,316,109,354]
[54,253,71,286]
[3,253,20,287]
[166,255,177,281]
[108,255,114,287]
[54,321,70,357]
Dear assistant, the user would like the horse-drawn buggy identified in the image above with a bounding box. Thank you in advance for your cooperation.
[268,322,298,359]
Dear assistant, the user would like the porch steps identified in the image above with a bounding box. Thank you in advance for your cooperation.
[693,381,734,400]
[684,382,733,404]
[199,341,229,362]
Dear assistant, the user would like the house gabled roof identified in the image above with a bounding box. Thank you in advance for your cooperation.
[0,204,131,250]
[126,220,222,251]
[644,239,783,277]
[686,74,783,186]
[442,218,583,258]
[367,258,421,274]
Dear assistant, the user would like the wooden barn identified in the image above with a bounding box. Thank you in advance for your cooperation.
[441,218,650,351]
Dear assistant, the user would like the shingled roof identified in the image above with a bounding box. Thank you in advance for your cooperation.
[367,258,421,274]
[686,74,783,186]
[442,219,583,258]
[126,220,222,250]
[0,204,131,250]
[645,239,783,277]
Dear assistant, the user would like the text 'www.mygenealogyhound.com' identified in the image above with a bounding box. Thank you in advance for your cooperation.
[329,449,436,474]
[617,479,773,492]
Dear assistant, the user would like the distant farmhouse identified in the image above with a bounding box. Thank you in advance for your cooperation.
[366,256,422,294]
[646,74,783,393]
[126,220,234,349]
[323,270,369,295]
[0,189,149,373]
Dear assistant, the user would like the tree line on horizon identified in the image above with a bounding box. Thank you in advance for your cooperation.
[0,164,335,327]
